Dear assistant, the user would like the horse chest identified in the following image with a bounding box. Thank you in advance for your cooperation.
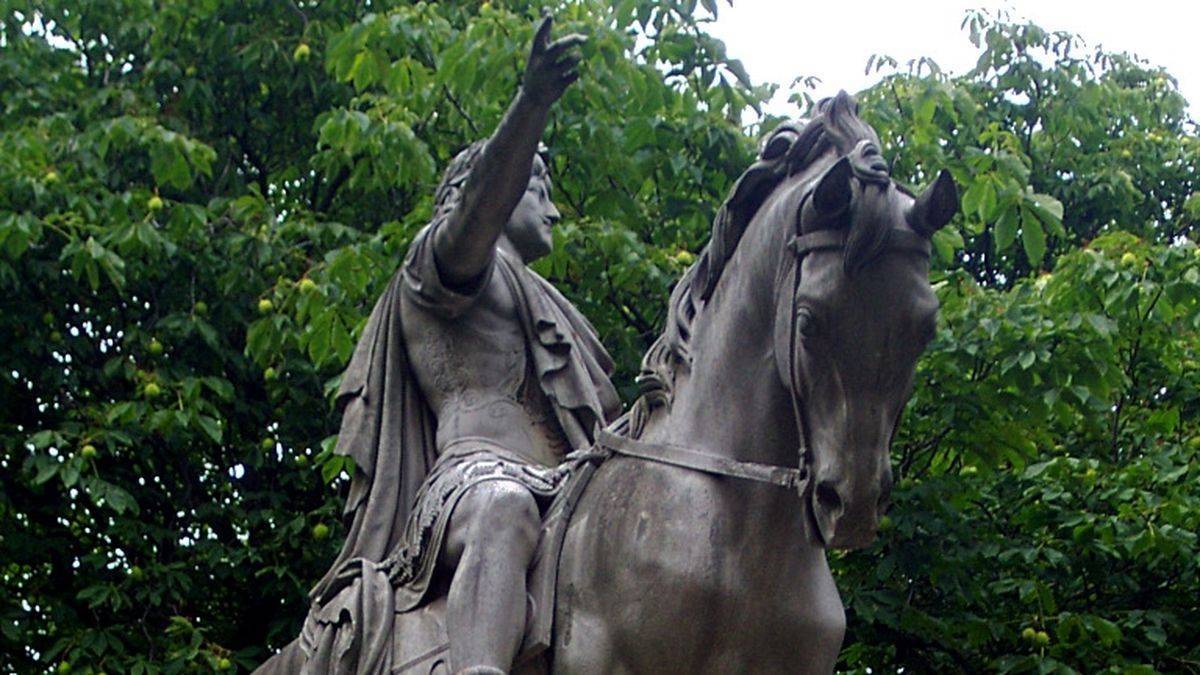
[558,460,845,671]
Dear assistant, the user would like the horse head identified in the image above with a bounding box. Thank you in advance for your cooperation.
[632,91,956,551]
[769,93,958,549]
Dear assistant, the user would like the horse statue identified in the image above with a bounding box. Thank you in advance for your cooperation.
[544,91,957,672]
[283,91,957,674]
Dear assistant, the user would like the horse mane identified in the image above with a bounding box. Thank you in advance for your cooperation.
[629,92,887,436]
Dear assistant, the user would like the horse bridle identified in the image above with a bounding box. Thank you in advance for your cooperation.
[777,225,932,499]
[594,219,931,501]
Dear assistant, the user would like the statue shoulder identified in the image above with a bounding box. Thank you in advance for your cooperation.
[402,221,498,319]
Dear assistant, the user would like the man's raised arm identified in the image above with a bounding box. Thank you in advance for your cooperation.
[432,13,585,288]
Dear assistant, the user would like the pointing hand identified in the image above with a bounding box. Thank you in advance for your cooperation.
[522,12,587,108]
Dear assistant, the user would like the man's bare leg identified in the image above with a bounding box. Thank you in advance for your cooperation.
[442,481,541,673]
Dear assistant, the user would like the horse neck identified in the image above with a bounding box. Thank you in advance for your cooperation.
[643,200,800,468]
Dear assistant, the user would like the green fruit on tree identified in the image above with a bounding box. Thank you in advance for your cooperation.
[312,523,330,540]
[1035,630,1050,646]
[148,338,163,356]
[1021,627,1036,641]
[44,170,60,184]
[218,657,233,670]
[143,382,162,398]
[57,663,70,674]
[293,42,311,61]
[262,437,275,450]
[81,444,98,460]
[877,515,893,532]
[147,195,164,211]
[258,298,274,314]
[294,454,309,468]
[298,277,317,293]
[129,565,145,581]
[50,331,63,343]
[1120,252,1138,267]
[1187,437,1200,450]
[42,312,55,326]
[264,367,278,381]
[194,300,208,315]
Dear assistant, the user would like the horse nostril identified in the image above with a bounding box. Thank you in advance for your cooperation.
[815,480,843,515]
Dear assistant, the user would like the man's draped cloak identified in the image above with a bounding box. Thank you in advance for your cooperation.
[266,226,621,674]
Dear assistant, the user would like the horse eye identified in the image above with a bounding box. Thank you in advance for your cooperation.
[796,308,817,338]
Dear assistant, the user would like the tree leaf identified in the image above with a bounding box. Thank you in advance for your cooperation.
[1020,208,1046,267]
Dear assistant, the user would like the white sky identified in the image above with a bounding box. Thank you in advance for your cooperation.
[709,0,1199,118]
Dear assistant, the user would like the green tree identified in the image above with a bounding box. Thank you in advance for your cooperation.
[856,10,1197,284]
[2,2,1197,674]
[835,10,1200,673]
[1,0,766,671]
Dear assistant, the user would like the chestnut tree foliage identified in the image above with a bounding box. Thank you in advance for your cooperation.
[1,1,1197,672]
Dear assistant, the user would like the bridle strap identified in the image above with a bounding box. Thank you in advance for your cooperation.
[595,429,806,489]
[789,228,932,258]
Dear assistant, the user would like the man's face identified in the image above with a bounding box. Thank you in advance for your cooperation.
[505,156,560,262]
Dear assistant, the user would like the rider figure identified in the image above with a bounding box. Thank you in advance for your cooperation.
[390,14,618,674]
[257,15,619,675]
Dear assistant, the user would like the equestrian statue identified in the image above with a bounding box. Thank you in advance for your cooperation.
[257,11,958,674]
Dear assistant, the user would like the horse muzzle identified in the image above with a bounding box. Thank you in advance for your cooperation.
[810,468,892,550]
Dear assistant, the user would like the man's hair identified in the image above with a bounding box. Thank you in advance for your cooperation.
[429,141,552,227]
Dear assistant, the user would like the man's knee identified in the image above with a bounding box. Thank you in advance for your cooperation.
[446,481,540,564]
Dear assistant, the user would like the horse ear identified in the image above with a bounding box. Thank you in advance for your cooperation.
[812,156,853,215]
[907,169,958,235]
[799,156,853,233]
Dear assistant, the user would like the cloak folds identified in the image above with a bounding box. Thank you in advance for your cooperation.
[260,237,620,675]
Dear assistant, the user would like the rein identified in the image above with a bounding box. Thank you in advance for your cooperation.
[594,224,930,498]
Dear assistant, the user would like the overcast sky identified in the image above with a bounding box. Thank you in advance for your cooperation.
[708,0,1199,118]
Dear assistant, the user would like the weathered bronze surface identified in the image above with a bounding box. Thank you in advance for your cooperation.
[258,12,957,674]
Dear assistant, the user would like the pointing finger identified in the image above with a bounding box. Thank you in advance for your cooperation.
[533,12,554,50]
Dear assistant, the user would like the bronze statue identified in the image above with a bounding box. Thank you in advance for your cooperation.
[256,12,619,675]
[259,12,958,674]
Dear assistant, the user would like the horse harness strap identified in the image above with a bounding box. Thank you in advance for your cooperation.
[788,227,932,258]
[595,429,806,489]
